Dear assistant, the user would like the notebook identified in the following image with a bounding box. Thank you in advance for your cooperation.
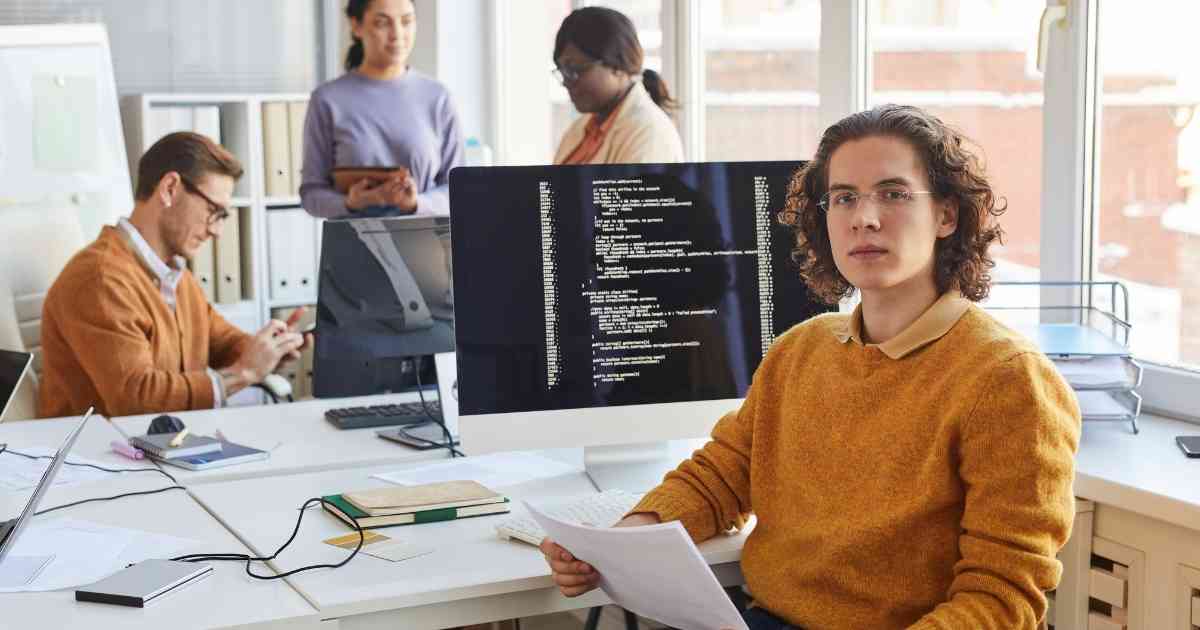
[129,433,222,459]
[322,494,510,529]
[343,480,504,516]
[159,441,269,471]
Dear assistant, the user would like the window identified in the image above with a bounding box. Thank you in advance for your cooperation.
[868,0,1047,310]
[1096,0,1200,370]
[702,0,822,161]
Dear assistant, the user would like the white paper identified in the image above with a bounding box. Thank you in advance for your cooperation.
[0,518,198,593]
[361,540,435,563]
[527,502,747,630]
[0,447,114,492]
[373,452,580,489]
[0,555,53,588]
[1052,356,1134,389]
[1076,390,1133,420]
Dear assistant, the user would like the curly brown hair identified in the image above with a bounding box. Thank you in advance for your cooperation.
[778,104,1006,304]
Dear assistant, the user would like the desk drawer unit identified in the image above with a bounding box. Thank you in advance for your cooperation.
[1178,564,1200,630]
[1087,537,1144,630]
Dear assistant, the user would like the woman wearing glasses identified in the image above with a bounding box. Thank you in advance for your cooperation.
[300,0,463,218]
[542,105,1081,629]
[552,6,684,165]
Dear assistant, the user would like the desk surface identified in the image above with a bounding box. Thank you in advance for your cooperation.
[1074,413,1200,530]
[109,393,449,484]
[188,455,751,627]
[0,420,316,630]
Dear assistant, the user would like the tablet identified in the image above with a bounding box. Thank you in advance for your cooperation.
[331,166,409,194]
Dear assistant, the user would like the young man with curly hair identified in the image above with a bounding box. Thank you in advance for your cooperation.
[541,104,1082,630]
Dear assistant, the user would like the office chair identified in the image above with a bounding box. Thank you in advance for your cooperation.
[0,209,87,420]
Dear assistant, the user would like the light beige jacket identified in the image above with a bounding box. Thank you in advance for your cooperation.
[553,81,685,164]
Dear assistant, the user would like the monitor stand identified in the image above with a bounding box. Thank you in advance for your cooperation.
[583,442,675,493]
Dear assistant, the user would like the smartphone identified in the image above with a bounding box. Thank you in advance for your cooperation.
[377,422,459,450]
[1176,435,1200,458]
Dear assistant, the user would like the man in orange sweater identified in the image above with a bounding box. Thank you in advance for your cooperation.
[39,132,305,419]
[542,105,1081,629]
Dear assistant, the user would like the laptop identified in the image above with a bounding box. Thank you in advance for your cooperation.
[0,408,93,567]
[0,350,33,423]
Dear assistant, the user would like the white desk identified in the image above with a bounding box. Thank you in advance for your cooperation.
[0,435,317,629]
[109,393,450,484]
[189,456,751,630]
[1074,412,1200,530]
[0,413,137,472]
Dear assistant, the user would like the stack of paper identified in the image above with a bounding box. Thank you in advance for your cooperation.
[1051,356,1136,390]
[1075,390,1134,421]
[323,480,510,529]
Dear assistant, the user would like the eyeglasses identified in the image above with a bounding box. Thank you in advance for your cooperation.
[552,60,600,86]
[818,186,935,213]
[179,177,231,225]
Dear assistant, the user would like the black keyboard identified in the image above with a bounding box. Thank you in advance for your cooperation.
[324,401,442,430]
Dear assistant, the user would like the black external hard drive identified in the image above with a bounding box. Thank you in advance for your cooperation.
[75,559,212,607]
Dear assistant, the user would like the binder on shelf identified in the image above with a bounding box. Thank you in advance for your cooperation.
[192,106,222,144]
[267,209,317,302]
[214,207,243,304]
[190,240,216,302]
[287,101,308,196]
[262,102,292,198]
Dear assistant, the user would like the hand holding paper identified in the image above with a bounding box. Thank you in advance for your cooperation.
[528,502,747,630]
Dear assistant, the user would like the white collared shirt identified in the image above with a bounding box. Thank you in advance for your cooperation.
[117,218,226,408]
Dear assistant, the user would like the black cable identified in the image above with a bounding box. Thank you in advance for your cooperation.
[0,446,188,515]
[412,356,465,458]
[0,446,179,485]
[172,497,364,580]
[36,485,187,516]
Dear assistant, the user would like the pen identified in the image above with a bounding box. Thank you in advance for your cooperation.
[168,427,190,448]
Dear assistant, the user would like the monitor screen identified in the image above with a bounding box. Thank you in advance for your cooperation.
[313,216,454,398]
[0,349,32,421]
[449,162,833,419]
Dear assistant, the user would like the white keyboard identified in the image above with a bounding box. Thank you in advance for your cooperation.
[496,490,642,546]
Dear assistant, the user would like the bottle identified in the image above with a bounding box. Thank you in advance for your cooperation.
[464,137,494,167]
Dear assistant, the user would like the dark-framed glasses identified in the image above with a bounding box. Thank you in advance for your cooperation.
[818,186,935,213]
[179,177,231,225]
[552,60,600,86]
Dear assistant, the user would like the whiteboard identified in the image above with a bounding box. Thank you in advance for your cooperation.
[0,24,132,240]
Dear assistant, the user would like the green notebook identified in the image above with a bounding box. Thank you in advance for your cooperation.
[322,494,511,529]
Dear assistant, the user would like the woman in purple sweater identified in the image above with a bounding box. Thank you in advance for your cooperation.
[300,0,464,218]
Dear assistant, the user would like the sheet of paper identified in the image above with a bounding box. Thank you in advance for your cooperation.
[0,447,114,492]
[323,530,434,563]
[527,502,747,630]
[0,555,54,588]
[372,452,580,489]
[1052,356,1134,389]
[1076,390,1133,420]
[0,518,197,593]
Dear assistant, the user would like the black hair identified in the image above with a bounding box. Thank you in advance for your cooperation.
[553,6,677,113]
[344,0,371,72]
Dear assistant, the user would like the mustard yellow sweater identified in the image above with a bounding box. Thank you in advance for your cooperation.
[633,293,1081,630]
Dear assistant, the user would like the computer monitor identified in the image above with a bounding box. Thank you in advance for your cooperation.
[313,216,455,398]
[0,350,32,423]
[449,162,833,491]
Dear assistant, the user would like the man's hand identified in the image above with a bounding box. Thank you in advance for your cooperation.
[539,512,661,597]
[276,307,314,366]
[232,320,304,383]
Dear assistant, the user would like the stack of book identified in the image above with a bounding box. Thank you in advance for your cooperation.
[323,480,510,529]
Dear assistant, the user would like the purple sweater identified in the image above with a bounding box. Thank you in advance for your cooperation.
[300,70,464,218]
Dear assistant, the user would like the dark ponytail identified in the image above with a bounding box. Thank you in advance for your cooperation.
[344,0,371,72]
[554,6,676,114]
[641,68,677,112]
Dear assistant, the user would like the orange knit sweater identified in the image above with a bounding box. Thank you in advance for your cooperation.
[632,296,1081,629]
[38,226,251,418]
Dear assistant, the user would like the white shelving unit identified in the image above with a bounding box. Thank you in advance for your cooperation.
[120,93,322,336]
